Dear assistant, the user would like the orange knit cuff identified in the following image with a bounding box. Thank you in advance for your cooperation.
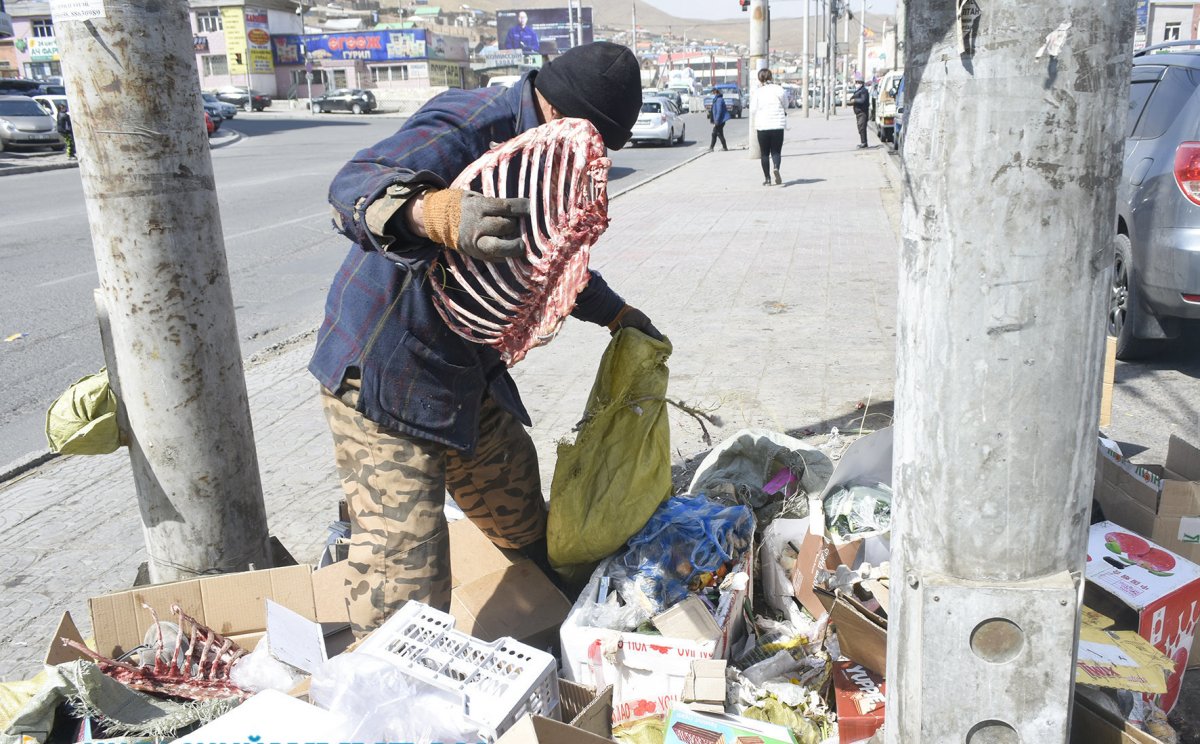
[422,188,462,250]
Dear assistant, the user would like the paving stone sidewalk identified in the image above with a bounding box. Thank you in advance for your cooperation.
[0,111,900,681]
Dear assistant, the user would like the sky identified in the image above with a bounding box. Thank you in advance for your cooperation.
[641,0,897,20]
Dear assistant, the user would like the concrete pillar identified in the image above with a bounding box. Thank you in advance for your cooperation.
[55,0,273,582]
[886,0,1134,741]
[749,0,769,159]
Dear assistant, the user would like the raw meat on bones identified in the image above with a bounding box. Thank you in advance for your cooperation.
[62,603,250,701]
[429,117,612,366]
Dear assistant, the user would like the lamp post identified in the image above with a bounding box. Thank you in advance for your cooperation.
[295,1,314,114]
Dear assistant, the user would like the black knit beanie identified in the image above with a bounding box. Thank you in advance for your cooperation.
[534,42,642,150]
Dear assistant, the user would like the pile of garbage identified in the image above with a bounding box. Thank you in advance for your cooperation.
[4,415,1200,743]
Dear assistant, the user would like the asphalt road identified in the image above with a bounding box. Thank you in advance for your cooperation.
[0,109,728,472]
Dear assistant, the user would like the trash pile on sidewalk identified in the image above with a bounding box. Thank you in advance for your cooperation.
[4,418,1200,742]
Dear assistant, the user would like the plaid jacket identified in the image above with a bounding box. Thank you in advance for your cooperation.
[309,74,624,453]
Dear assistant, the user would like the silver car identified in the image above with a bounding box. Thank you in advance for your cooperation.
[630,96,685,147]
[0,95,63,152]
[1112,44,1200,358]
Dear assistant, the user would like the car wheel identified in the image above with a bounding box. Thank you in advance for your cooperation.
[312,104,322,114]
[678,124,686,144]
[1109,233,1158,360]
[51,144,65,152]
[243,101,252,112]
[352,103,363,115]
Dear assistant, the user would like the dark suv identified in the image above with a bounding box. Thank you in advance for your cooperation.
[1113,41,1200,358]
[310,88,377,115]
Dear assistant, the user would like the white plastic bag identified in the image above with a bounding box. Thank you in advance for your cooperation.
[309,653,479,744]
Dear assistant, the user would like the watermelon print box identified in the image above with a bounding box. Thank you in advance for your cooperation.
[1084,521,1200,714]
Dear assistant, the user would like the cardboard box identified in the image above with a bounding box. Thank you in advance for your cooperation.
[495,681,613,743]
[828,593,888,678]
[1099,336,1117,429]
[312,518,571,649]
[1093,435,1200,565]
[89,564,317,658]
[1070,690,1160,744]
[832,660,886,744]
[1077,607,1175,695]
[662,706,798,744]
[791,428,893,619]
[559,550,752,730]
[496,716,613,744]
[1084,521,1200,713]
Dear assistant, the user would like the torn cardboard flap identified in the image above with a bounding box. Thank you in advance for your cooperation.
[89,564,316,659]
[830,593,888,678]
[1076,625,1174,694]
[43,612,88,667]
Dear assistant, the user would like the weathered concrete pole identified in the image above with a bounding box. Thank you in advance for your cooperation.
[54,1,272,582]
[749,0,769,159]
[886,0,1133,741]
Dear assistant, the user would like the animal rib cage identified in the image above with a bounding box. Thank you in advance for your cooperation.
[429,117,612,366]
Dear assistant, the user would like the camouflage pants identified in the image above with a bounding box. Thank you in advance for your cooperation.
[320,378,546,637]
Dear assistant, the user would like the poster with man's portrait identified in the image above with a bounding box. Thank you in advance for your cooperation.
[497,8,594,55]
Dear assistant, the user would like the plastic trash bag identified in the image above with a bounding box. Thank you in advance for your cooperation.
[613,494,754,617]
[823,482,892,538]
[45,369,123,455]
[548,328,674,582]
[309,653,477,744]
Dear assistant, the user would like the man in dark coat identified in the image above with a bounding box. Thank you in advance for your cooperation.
[852,78,871,149]
[708,88,731,152]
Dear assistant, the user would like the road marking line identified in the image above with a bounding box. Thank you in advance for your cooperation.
[225,211,329,241]
[36,270,96,288]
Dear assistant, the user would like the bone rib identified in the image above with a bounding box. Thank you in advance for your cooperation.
[429,117,611,365]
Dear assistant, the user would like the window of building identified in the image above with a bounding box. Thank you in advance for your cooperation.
[23,61,61,79]
[1165,22,1182,41]
[196,10,222,33]
[372,65,410,83]
[31,19,54,38]
[202,54,229,76]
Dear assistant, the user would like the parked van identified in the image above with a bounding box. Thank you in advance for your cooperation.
[487,75,522,89]
[873,69,903,143]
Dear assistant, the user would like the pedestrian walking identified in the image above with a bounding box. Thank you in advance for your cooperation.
[750,69,787,185]
[56,106,76,159]
[708,87,731,152]
[852,77,871,148]
[310,42,663,638]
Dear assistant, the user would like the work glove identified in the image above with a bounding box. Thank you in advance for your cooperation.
[422,188,530,262]
[607,304,664,342]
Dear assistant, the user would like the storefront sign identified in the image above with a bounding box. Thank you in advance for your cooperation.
[245,9,274,74]
[28,37,59,62]
[222,6,247,73]
[427,31,468,61]
[223,7,274,75]
[272,29,428,65]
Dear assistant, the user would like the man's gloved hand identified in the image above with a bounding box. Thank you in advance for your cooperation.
[607,304,664,342]
[422,188,530,262]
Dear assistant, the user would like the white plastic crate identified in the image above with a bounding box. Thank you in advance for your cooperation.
[357,601,560,741]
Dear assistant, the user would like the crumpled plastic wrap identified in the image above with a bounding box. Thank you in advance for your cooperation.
[824,481,892,538]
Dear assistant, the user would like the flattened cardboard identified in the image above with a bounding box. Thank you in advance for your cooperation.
[829,594,888,678]
[1099,336,1116,429]
[89,564,316,659]
[1076,624,1174,694]
[43,611,88,667]
[653,595,722,642]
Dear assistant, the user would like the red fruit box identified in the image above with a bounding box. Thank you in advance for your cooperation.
[831,660,886,744]
[1084,521,1200,714]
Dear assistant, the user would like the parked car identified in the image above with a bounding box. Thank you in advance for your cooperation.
[202,92,237,120]
[666,84,693,111]
[310,88,377,115]
[703,84,743,119]
[0,95,64,152]
[205,110,216,136]
[0,78,43,97]
[873,69,903,143]
[214,86,271,112]
[1110,41,1200,358]
[630,96,684,146]
[487,74,522,88]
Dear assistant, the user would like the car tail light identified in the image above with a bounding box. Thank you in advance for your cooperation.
[1183,294,1200,303]
[1173,142,1200,205]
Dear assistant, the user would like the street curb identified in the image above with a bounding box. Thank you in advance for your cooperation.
[610,145,736,200]
[0,159,78,177]
[0,450,60,487]
[210,129,243,149]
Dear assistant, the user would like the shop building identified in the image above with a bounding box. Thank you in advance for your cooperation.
[191,1,302,97]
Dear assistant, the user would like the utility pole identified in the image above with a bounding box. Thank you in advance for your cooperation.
[748,0,768,159]
[54,0,273,582]
[858,0,866,82]
[826,0,835,118]
[895,0,906,68]
[886,0,1133,741]
[841,2,850,88]
[631,3,637,57]
[803,0,811,116]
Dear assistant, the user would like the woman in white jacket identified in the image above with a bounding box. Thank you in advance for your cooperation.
[750,68,788,185]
